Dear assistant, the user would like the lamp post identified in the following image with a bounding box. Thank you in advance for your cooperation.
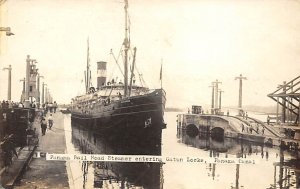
[213,79,222,113]
[2,64,12,101]
[0,27,14,36]
[0,27,14,55]
[20,77,25,102]
[37,74,44,108]
[42,82,47,105]
[209,83,215,114]
[219,90,224,110]
[0,27,14,98]
[45,87,50,104]
[235,74,247,110]
[47,88,51,103]
[45,86,48,103]
[24,55,31,107]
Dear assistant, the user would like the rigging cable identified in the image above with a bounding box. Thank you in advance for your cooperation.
[110,47,124,78]
[129,48,147,88]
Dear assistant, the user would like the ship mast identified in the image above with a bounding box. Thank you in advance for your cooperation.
[128,47,137,96]
[123,0,129,97]
[85,38,91,93]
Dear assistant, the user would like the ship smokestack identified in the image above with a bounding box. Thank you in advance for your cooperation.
[97,61,107,88]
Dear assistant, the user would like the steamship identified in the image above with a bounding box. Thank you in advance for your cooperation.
[70,1,166,155]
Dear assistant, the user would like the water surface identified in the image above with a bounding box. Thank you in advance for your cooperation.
[64,112,300,189]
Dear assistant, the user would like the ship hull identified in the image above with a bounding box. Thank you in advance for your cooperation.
[71,89,166,155]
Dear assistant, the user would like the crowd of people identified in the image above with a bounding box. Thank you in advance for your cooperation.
[0,100,58,111]
[37,101,58,136]
[0,100,25,109]
[241,122,265,135]
[41,101,58,114]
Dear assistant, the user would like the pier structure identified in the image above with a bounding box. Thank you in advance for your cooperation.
[177,112,296,147]
[0,109,68,188]
[18,55,53,107]
[22,55,39,107]
[268,75,300,140]
[0,54,57,188]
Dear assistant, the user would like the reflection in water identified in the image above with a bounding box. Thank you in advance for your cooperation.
[66,112,300,189]
[274,150,300,189]
[81,161,89,189]
[177,129,300,189]
[71,122,163,189]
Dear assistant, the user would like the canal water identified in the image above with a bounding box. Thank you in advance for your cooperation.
[63,112,300,189]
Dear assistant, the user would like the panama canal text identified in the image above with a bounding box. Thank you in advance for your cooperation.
[46,154,256,164]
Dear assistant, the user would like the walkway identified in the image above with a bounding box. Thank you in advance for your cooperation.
[222,115,280,138]
[14,112,69,189]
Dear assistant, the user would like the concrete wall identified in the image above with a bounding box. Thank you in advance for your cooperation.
[180,114,231,132]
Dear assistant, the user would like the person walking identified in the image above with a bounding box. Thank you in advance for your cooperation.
[53,101,58,113]
[48,114,54,129]
[45,102,49,114]
[267,115,270,125]
[41,117,47,136]
[48,102,53,113]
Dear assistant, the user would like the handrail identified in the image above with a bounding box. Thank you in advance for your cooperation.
[247,117,282,137]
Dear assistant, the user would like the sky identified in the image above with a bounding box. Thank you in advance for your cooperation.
[0,0,300,111]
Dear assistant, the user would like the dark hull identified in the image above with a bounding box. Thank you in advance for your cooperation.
[71,89,166,155]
